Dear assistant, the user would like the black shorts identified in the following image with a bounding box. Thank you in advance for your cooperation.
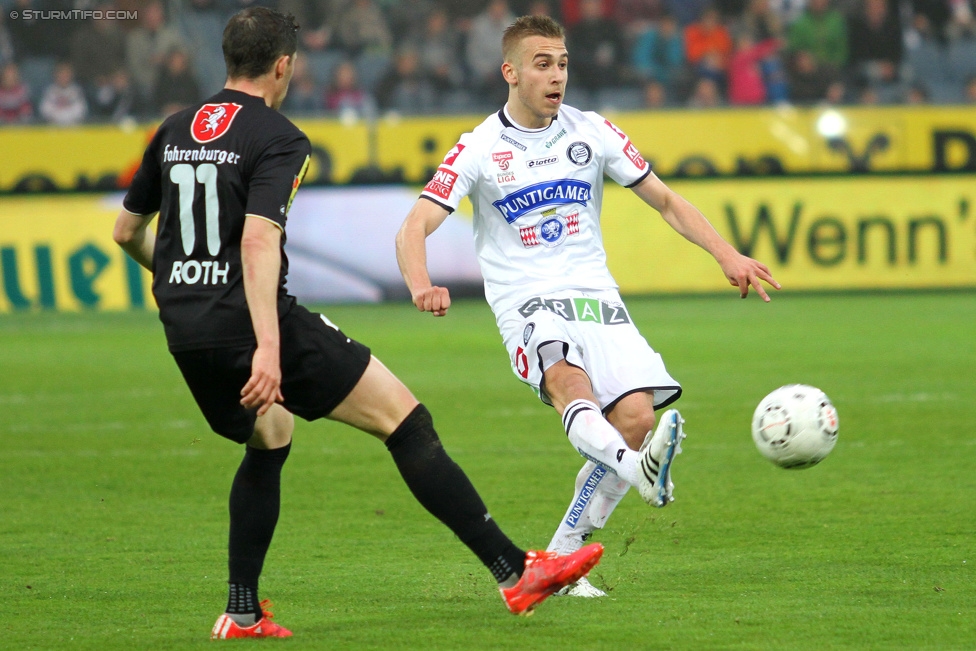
[172,304,372,444]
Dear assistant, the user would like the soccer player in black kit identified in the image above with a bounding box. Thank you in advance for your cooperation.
[112,7,603,640]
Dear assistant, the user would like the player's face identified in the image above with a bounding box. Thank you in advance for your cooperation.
[509,36,568,128]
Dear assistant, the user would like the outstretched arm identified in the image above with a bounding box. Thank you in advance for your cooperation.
[395,198,453,316]
[631,172,781,301]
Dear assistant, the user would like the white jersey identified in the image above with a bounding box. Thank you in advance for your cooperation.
[421,104,652,316]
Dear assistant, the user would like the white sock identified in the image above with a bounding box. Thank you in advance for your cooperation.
[547,460,631,555]
[562,399,640,486]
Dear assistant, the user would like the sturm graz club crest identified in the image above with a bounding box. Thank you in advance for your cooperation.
[539,217,564,245]
[518,211,580,248]
[566,141,592,166]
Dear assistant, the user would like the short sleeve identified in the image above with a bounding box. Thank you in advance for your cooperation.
[122,129,164,216]
[598,116,652,189]
[419,133,480,213]
[245,132,312,228]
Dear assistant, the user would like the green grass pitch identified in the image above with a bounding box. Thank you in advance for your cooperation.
[2,292,974,650]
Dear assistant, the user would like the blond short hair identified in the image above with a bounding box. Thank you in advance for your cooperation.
[501,15,566,63]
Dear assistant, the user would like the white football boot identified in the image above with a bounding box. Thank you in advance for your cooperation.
[637,409,685,507]
[554,576,607,598]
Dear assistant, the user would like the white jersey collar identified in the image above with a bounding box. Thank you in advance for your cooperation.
[499,105,559,135]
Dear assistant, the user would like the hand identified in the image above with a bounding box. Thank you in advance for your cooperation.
[240,344,283,416]
[718,251,781,302]
[412,285,451,317]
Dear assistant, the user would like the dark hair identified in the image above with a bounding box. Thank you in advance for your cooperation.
[502,15,565,62]
[222,7,300,80]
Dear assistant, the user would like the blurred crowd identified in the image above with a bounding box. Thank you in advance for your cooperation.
[2,0,976,126]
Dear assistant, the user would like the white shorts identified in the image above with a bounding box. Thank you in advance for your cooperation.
[498,289,682,414]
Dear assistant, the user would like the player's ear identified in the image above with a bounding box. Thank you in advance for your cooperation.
[274,54,292,80]
[501,60,518,85]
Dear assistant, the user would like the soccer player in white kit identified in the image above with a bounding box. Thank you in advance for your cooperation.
[396,15,780,597]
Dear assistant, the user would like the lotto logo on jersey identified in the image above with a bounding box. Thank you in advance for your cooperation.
[191,103,243,143]
[624,140,648,170]
[424,165,458,200]
[526,155,558,168]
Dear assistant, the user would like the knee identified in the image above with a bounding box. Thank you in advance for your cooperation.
[543,360,594,411]
[609,405,656,450]
[249,405,294,449]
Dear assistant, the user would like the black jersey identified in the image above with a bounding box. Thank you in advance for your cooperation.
[123,89,311,352]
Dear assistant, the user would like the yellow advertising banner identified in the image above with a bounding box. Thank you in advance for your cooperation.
[0,194,152,312]
[1,175,973,313]
[603,175,976,293]
[608,105,976,177]
[1,106,975,192]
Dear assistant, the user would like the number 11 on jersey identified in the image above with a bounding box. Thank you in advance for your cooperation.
[170,162,222,257]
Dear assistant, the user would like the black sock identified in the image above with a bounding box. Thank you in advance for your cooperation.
[227,443,291,614]
[385,405,526,583]
[226,582,261,620]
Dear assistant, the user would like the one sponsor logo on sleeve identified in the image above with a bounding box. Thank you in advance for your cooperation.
[424,165,458,200]
[443,143,465,165]
[624,140,648,170]
[604,118,626,140]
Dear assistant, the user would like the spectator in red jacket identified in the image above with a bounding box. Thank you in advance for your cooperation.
[728,32,783,104]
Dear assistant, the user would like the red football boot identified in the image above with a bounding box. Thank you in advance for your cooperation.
[500,543,604,615]
[211,600,293,639]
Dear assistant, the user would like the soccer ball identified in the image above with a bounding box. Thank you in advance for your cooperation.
[751,384,839,469]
